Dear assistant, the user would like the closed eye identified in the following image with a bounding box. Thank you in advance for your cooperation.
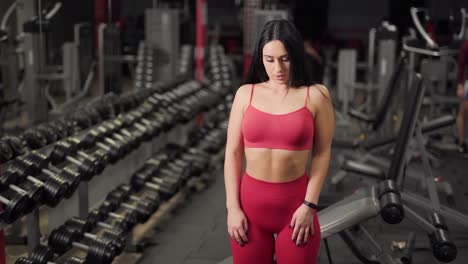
[264,54,289,62]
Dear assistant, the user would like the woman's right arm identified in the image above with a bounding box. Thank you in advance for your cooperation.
[224,85,250,245]
[224,85,249,211]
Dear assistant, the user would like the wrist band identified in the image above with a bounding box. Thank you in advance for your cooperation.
[303,200,318,210]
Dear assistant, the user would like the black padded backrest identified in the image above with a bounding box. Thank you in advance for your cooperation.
[386,73,424,182]
[372,54,405,130]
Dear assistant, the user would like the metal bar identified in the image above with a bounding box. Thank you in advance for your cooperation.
[403,205,436,233]
[26,208,40,255]
[414,124,441,211]
[79,182,89,218]
[98,23,106,96]
[402,192,468,227]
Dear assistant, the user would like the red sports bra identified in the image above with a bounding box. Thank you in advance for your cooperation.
[241,84,315,150]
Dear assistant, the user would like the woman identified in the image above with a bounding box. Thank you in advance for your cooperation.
[223,19,335,264]
[456,40,468,154]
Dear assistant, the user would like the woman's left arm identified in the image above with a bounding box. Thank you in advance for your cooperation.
[290,85,335,246]
[305,85,335,204]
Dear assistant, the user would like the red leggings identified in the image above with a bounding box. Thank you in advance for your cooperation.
[230,172,321,264]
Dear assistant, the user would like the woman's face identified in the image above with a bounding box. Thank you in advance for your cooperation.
[262,40,290,85]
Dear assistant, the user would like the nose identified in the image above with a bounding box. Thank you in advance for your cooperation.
[274,60,285,73]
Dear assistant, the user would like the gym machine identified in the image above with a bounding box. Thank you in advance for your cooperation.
[49,23,94,115]
[334,21,398,135]
[145,8,180,82]
[406,7,460,118]
[0,3,20,123]
[320,73,463,263]
[402,7,466,156]
[1,0,94,125]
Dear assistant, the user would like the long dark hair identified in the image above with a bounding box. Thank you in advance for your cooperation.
[245,19,315,88]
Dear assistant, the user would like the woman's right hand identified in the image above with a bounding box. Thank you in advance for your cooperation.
[457,84,464,99]
[227,207,249,246]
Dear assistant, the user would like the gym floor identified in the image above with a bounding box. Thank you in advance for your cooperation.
[138,146,468,264]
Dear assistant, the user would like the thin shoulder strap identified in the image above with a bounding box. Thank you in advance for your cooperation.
[305,86,310,106]
[249,84,255,104]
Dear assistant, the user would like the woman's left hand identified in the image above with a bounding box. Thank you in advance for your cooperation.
[290,204,315,246]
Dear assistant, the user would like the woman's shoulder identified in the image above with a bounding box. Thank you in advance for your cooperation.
[233,84,255,103]
[236,84,253,95]
[237,83,267,93]
[307,84,331,100]
[305,84,332,108]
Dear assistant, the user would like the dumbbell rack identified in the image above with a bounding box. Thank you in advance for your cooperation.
[45,104,229,263]
[0,107,197,261]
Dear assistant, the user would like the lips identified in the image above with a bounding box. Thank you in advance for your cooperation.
[275,75,285,80]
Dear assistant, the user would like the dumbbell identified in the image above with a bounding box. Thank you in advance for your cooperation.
[1,160,46,209]
[14,257,34,264]
[48,226,115,264]
[96,200,139,225]
[0,187,34,223]
[48,119,71,140]
[92,100,114,120]
[50,139,106,175]
[130,169,179,200]
[26,244,55,264]
[63,217,126,255]
[106,125,140,152]
[136,100,156,116]
[16,256,86,264]
[146,93,169,109]
[145,111,171,133]
[116,184,160,204]
[122,111,161,139]
[66,137,110,169]
[105,189,159,223]
[198,140,223,155]
[81,125,113,148]
[68,111,95,130]
[60,256,86,264]
[150,107,174,126]
[5,162,66,207]
[81,125,130,160]
[49,144,100,181]
[79,130,122,163]
[158,161,192,183]
[140,153,170,171]
[42,167,80,199]
[173,103,196,123]
[15,151,50,176]
[87,203,138,233]
[83,106,102,125]
[151,93,174,107]
[57,225,124,256]
[185,147,211,161]
[180,153,210,174]
[104,131,134,156]
[35,123,59,145]
[120,122,149,145]
[0,139,13,162]
[7,177,44,210]
[1,135,26,158]
[21,128,48,149]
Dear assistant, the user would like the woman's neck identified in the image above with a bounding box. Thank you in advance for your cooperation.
[265,81,289,94]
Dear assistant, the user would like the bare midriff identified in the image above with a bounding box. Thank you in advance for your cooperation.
[244,148,309,182]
